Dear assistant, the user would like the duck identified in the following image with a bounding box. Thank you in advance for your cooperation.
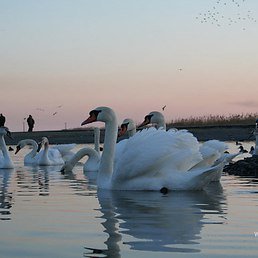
[81,106,225,191]
[60,127,101,173]
[249,146,255,155]
[0,127,14,169]
[238,145,248,153]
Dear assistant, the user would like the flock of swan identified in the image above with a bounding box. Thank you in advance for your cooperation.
[0,106,241,192]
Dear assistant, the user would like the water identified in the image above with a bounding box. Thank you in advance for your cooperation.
[1,142,258,258]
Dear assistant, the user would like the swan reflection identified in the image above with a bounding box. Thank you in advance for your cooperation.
[0,169,14,221]
[87,183,226,256]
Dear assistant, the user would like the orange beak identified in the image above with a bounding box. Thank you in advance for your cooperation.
[137,118,150,128]
[118,125,127,137]
[81,113,97,126]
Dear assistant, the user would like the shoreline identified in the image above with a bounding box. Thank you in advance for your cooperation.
[5,124,256,145]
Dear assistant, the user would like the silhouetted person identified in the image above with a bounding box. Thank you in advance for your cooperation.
[0,113,6,127]
[27,115,35,132]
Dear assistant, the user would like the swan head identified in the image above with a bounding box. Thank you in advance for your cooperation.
[81,107,116,125]
[15,139,27,154]
[118,118,135,137]
[60,161,73,174]
[0,126,13,139]
[37,137,49,152]
[138,111,165,129]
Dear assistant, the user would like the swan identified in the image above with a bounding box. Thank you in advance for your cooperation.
[36,137,64,166]
[81,106,225,191]
[120,118,232,182]
[139,111,167,129]
[51,143,76,162]
[118,118,136,137]
[93,127,101,154]
[15,138,75,165]
[60,147,100,173]
[139,111,239,182]
[15,139,40,165]
[0,127,14,169]
[60,127,101,173]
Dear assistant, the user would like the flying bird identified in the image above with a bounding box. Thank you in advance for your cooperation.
[162,105,166,111]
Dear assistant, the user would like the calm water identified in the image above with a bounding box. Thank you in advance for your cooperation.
[1,142,258,258]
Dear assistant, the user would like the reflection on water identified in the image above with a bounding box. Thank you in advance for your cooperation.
[2,143,258,258]
[84,183,227,256]
[15,165,55,198]
[0,169,14,221]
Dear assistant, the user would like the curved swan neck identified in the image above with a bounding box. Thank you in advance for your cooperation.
[24,139,38,158]
[69,148,100,168]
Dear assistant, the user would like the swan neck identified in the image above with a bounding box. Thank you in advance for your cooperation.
[157,119,166,130]
[0,134,8,157]
[98,118,117,184]
[41,142,50,162]
[26,140,38,158]
[128,128,136,137]
[68,148,100,168]
[94,127,100,153]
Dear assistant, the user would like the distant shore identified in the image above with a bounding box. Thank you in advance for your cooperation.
[5,124,256,145]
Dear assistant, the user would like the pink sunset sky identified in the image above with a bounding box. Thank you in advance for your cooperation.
[1,0,258,132]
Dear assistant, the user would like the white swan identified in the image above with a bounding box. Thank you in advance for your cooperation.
[118,119,136,138]
[36,137,64,166]
[51,143,76,162]
[139,111,167,129]
[122,115,241,182]
[60,128,101,173]
[139,111,239,182]
[0,127,14,169]
[81,107,225,191]
[60,147,100,173]
[15,138,75,166]
[15,139,41,165]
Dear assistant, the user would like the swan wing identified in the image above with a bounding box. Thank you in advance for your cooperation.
[47,148,64,163]
[52,143,76,161]
[113,128,202,181]
[194,140,228,168]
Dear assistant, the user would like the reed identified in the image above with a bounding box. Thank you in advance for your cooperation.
[168,113,258,127]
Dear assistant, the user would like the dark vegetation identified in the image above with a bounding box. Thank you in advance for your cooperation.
[168,113,258,127]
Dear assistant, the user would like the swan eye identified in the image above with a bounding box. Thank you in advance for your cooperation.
[121,122,129,130]
[144,114,153,123]
[89,110,101,119]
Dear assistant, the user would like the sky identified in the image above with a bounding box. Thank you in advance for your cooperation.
[1,0,258,132]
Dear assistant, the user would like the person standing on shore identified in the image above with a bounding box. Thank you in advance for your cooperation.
[0,113,6,127]
[27,115,35,132]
